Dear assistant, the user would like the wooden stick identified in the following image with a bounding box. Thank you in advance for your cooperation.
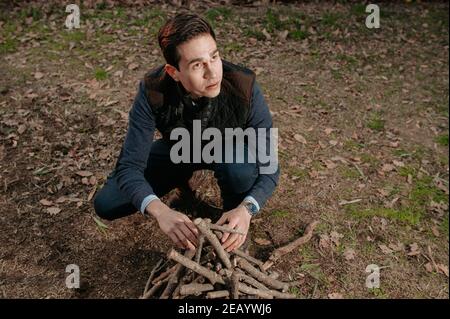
[180,283,214,296]
[143,258,164,296]
[194,218,232,269]
[206,290,230,299]
[238,283,274,299]
[160,250,195,299]
[238,258,289,292]
[263,220,319,271]
[141,277,169,299]
[232,249,266,272]
[167,249,225,285]
[194,234,205,264]
[230,271,240,299]
[209,224,246,236]
[236,269,270,291]
[151,264,176,285]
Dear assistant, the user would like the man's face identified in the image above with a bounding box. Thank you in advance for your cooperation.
[165,33,223,99]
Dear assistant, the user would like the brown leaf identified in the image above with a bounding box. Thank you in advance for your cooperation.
[319,234,330,250]
[379,244,393,254]
[424,262,433,273]
[46,207,61,215]
[343,248,356,261]
[324,128,335,135]
[393,160,405,167]
[330,231,344,246]
[128,63,139,70]
[254,238,271,246]
[76,170,93,177]
[34,72,44,80]
[407,243,420,256]
[39,199,53,206]
[381,164,395,172]
[436,264,449,277]
[294,134,307,144]
[17,124,27,135]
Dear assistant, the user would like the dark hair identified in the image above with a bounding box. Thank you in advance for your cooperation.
[158,13,216,70]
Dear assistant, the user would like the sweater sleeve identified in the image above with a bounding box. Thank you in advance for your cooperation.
[244,81,280,211]
[114,80,158,212]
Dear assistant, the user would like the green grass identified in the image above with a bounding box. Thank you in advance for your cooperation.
[243,28,266,41]
[435,134,449,146]
[94,68,108,81]
[347,206,421,225]
[0,37,18,54]
[205,7,232,22]
[321,12,343,27]
[271,210,291,218]
[398,165,417,177]
[367,112,385,131]
[340,167,361,179]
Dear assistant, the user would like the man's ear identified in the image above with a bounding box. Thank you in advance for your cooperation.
[164,64,179,82]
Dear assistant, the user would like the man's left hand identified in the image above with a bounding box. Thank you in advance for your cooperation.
[215,205,252,252]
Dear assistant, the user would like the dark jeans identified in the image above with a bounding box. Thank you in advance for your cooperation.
[93,139,258,220]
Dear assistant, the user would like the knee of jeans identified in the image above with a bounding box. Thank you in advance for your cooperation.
[93,192,114,221]
[220,163,257,194]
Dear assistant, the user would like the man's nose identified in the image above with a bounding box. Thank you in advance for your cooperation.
[204,63,216,79]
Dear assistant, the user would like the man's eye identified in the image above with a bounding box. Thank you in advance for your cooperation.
[193,63,201,70]
[212,54,219,60]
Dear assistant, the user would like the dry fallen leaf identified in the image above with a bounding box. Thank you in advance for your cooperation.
[436,264,449,277]
[128,63,139,70]
[381,164,395,172]
[407,243,420,256]
[328,292,344,299]
[254,238,271,246]
[34,72,44,80]
[343,248,356,261]
[379,244,393,254]
[294,134,307,144]
[424,262,433,273]
[39,199,53,206]
[76,170,93,177]
[46,207,61,215]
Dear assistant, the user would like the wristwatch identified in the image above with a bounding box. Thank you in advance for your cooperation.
[242,201,259,217]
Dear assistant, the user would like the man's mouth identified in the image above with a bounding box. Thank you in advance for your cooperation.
[206,82,219,89]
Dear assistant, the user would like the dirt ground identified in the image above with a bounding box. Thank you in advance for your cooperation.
[0,1,448,299]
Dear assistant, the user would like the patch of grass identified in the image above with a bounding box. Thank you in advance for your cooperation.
[337,53,358,66]
[265,9,287,32]
[435,134,449,146]
[350,4,367,17]
[344,139,365,151]
[291,168,308,180]
[410,176,449,206]
[18,6,43,21]
[205,7,232,22]
[0,37,18,54]
[271,210,291,218]
[94,68,108,81]
[360,153,380,167]
[369,288,389,299]
[62,30,87,43]
[321,12,343,28]
[299,263,327,283]
[289,29,309,40]
[398,165,417,178]
[441,214,449,237]
[243,28,266,41]
[340,167,361,180]
[367,112,385,131]
[223,42,243,54]
[347,205,421,225]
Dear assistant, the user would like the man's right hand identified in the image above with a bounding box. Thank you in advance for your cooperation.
[146,200,199,250]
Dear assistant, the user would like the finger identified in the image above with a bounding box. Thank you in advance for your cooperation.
[168,232,184,250]
[183,220,199,238]
[223,233,240,251]
[179,223,198,246]
[215,213,228,226]
[221,220,239,243]
[174,229,195,250]
[229,235,244,252]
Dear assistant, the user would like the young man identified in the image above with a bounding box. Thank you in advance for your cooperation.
[94,13,279,253]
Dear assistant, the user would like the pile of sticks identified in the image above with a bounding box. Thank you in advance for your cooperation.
[141,218,318,299]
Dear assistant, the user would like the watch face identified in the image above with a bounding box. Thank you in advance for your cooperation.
[245,202,258,215]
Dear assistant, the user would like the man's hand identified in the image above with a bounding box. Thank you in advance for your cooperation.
[215,205,252,252]
[146,200,198,250]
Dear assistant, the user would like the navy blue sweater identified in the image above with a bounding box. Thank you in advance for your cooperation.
[114,77,280,214]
